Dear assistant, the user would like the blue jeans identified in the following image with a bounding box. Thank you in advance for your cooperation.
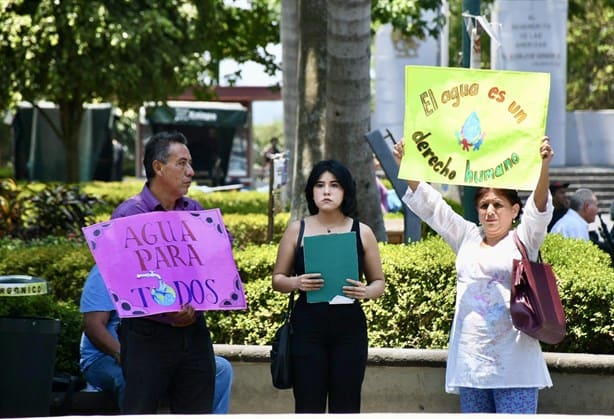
[213,355,233,414]
[83,354,232,413]
[82,355,126,410]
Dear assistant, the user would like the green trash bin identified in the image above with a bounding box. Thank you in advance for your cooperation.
[0,275,61,418]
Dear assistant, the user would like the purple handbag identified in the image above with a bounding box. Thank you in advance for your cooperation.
[511,232,566,344]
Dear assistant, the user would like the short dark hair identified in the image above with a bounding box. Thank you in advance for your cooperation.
[549,181,570,194]
[143,131,188,181]
[474,187,523,221]
[304,160,357,217]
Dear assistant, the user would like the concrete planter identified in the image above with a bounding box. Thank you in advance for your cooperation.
[215,344,614,415]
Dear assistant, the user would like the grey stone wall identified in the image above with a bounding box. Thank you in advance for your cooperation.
[215,345,614,415]
[565,110,614,166]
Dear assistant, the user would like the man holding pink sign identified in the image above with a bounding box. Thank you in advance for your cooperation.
[79,264,234,413]
[86,131,241,414]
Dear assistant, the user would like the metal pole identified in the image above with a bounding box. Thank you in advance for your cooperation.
[460,0,481,223]
[439,0,450,67]
[364,129,422,243]
[462,0,481,68]
[267,162,275,242]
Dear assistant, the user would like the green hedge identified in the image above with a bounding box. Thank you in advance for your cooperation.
[540,234,614,353]
[82,180,270,216]
[83,179,288,247]
[1,234,613,377]
[90,212,291,247]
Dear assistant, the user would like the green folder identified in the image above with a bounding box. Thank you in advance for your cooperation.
[303,232,359,303]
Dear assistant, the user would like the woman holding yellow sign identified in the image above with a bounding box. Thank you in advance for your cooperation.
[393,136,554,414]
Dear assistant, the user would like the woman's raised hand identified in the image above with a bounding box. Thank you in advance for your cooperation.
[392,139,420,191]
[392,139,405,166]
[539,136,554,162]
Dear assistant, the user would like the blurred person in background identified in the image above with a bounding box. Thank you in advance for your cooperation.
[551,188,599,240]
[547,181,570,232]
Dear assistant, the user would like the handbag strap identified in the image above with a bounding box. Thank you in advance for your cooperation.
[280,219,301,322]
[513,231,542,263]
[284,292,295,321]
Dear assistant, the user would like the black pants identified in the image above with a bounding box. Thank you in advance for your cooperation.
[119,316,215,414]
[290,300,368,413]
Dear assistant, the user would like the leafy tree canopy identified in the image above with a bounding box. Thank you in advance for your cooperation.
[0,0,280,111]
[372,0,445,38]
[0,0,280,181]
[566,0,613,109]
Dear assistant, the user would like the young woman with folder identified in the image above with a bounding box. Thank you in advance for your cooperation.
[272,159,385,413]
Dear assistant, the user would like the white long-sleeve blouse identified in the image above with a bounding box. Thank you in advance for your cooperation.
[402,182,554,394]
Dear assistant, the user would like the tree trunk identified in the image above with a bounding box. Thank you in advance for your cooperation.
[325,0,386,241]
[58,100,85,183]
[291,0,327,221]
[280,0,299,208]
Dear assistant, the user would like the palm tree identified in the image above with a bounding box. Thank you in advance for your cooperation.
[324,0,386,240]
[290,0,327,220]
[281,0,299,204]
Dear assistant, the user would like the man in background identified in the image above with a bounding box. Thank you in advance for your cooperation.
[551,188,599,240]
[263,137,281,174]
[547,181,570,232]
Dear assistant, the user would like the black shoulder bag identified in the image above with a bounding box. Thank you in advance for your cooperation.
[270,291,295,389]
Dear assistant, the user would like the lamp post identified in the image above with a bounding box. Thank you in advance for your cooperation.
[461,0,481,223]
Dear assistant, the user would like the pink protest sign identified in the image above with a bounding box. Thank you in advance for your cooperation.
[82,209,246,318]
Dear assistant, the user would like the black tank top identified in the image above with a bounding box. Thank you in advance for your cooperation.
[293,218,365,278]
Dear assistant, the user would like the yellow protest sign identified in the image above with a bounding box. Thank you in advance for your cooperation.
[399,66,550,190]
